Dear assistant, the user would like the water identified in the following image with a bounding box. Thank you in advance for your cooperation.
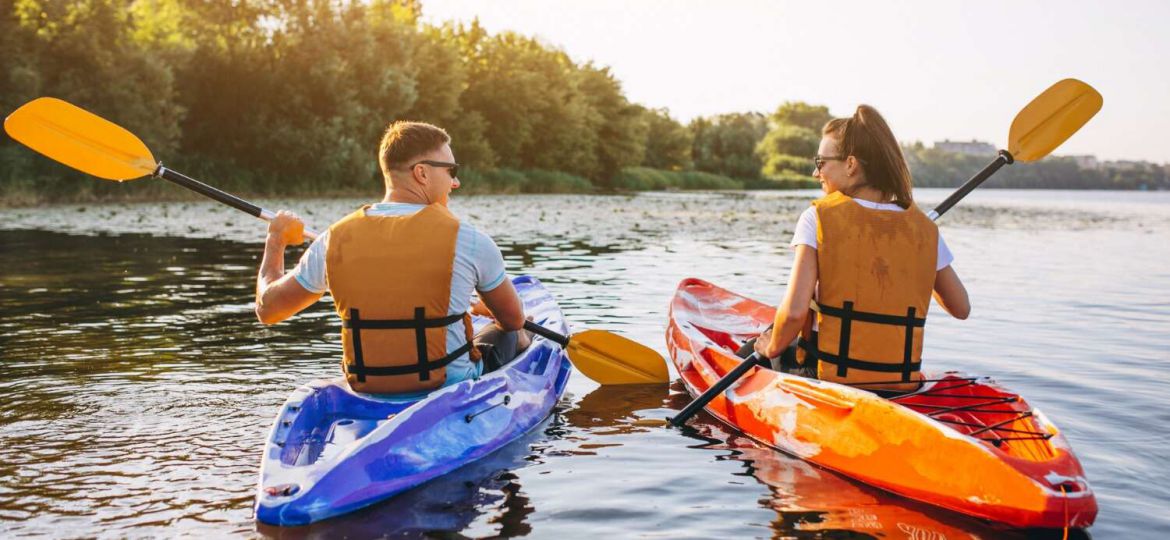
[1,189,1168,538]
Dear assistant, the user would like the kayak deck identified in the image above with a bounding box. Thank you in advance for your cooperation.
[667,277,1097,529]
[255,275,572,526]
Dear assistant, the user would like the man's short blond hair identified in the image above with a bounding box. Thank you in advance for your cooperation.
[378,121,450,178]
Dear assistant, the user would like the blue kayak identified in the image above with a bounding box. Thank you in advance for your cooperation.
[254,275,572,526]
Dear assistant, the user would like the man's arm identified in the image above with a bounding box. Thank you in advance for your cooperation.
[255,211,324,324]
[478,279,525,331]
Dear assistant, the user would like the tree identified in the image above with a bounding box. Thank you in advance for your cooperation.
[639,106,692,170]
[576,64,646,185]
[769,101,831,132]
[689,112,768,179]
[2,0,181,199]
[755,101,830,180]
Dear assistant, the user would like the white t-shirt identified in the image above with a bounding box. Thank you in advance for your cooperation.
[791,199,954,270]
[290,203,508,388]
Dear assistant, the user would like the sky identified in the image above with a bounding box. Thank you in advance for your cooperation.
[421,0,1170,164]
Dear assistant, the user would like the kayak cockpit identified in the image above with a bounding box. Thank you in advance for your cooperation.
[272,381,412,468]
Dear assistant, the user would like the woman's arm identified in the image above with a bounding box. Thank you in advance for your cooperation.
[755,244,818,358]
[932,265,970,320]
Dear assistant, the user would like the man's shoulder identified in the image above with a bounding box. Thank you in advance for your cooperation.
[456,219,496,244]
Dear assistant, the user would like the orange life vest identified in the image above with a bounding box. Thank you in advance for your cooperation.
[797,191,938,392]
[326,204,479,394]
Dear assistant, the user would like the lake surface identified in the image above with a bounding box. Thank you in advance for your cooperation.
[1,188,1168,538]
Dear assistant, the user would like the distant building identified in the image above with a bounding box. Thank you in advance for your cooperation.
[934,139,997,156]
[1067,155,1100,170]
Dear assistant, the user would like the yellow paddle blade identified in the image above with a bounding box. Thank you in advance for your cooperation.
[1008,79,1102,163]
[4,97,157,181]
[566,329,670,385]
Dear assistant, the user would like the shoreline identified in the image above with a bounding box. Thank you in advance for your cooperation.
[3,184,1163,210]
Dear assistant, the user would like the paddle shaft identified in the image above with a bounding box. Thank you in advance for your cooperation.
[524,320,570,347]
[669,353,766,427]
[927,150,1014,221]
[671,150,1021,427]
[154,164,319,240]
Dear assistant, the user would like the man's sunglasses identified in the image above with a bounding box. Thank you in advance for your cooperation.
[412,160,459,179]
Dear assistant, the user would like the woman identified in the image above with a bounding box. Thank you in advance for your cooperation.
[747,105,970,392]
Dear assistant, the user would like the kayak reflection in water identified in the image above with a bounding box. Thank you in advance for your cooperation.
[253,121,532,396]
[740,105,971,393]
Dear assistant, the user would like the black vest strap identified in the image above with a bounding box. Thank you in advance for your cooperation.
[346,342,472,377]
[344,307,469,382]
[342,310,464,329]
[811,301,926,328]
[817,350,923,373]
[811,300,926,379]
[902,307,916,382]
[836,301,854,377]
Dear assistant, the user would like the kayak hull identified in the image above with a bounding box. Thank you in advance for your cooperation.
[254,275,572,526]
[667,277,1097,529]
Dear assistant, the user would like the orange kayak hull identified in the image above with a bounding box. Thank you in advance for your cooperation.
[667,278,1097,529]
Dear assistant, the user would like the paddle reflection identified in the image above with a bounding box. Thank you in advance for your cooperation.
[562,383,670,433]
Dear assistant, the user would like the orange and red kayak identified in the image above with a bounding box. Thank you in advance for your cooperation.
[666,278,1097,529]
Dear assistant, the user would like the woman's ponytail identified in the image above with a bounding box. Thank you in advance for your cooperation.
[824,105,914,208]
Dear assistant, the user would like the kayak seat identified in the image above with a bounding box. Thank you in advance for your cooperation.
[691,323,746,351]
[317,417,385,462]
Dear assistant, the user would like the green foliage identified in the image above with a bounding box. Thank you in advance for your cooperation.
[575,65,647,186]
[755,101,827,185]
[613,167,743,191]
[689,113,768,179]
[1,0,182,202]
[762,154,813,176]
[638,106,692,170]
[22,2,1140,203]
[745,171,820,190]
[457,168,593,195]
[522,169,594,193]
[769,101,832,132]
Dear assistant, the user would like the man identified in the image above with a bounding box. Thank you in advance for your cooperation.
[255,121,529,395]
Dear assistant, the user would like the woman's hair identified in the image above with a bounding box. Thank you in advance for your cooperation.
[823,105,913,208]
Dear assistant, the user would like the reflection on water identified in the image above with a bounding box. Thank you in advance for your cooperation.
[2,190,1169,537]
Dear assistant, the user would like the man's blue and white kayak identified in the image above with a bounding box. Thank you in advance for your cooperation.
[254,275,572,526]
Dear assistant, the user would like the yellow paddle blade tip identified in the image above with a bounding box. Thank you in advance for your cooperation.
[566,329,670,385]
[4,97,157,181]
[1008,79,1102,163]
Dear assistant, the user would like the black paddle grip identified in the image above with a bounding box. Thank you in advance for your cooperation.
[930,150,1014,219]
[156,164,264,218]
[524,320,570,347]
